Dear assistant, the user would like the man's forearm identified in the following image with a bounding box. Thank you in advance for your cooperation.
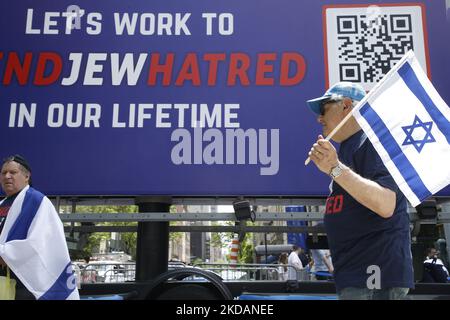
[322,256,334,273]
[333,162,396,218]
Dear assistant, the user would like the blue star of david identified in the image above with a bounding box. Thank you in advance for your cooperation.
[401,115,436,153]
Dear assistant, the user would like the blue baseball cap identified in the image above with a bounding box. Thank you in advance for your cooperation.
[306,82,366,115]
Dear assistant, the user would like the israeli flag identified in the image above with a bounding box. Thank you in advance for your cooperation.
[0,186,80,300]
[353,50,450,207]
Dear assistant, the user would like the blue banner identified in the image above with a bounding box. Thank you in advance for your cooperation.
[286,206,307,250]
[0,0,448,196]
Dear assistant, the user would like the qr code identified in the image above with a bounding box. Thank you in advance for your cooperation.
[324,5,430,91]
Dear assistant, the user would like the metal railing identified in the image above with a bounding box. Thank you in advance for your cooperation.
[194,263,313,281]
[73,262,330,284]
[103,269,136,283]
[75,262,136,284]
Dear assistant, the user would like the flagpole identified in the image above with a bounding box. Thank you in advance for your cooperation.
[304,50,415,166]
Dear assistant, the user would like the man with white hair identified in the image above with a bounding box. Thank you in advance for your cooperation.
[0,155,79,300]
[0,155,35,299]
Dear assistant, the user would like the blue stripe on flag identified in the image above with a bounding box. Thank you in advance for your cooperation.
[7,187,44,242]
[359,103,432,202]
[398,62,450,145]
[38,262,76,300]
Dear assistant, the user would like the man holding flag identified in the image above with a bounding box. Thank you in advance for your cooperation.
[306,81,415,298]
[305,51,450,299]
[0,155,79,300]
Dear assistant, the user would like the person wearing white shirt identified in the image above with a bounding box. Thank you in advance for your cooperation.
[288,245,303,280]
[278,252,289,281]
[311,249,334,280]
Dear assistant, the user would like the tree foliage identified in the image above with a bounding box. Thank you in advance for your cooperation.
[69,205,138,260]
[238,233,255,264]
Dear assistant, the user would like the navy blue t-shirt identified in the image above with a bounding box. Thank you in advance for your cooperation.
[324,130,414,292]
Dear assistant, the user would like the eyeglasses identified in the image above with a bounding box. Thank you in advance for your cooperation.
[320,99,339,116]
[319,103,326,116]
[319,98,349,116]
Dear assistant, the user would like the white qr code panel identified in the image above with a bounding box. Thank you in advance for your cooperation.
[324,4,430,91]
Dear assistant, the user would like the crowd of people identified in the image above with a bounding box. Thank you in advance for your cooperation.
[277,244,450,286]
[277,245,334,281]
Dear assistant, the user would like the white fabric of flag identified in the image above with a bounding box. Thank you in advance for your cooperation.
[0,185,80,300]
[352,50,450,207]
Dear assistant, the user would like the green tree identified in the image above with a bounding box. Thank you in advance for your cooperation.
[69,205,138,260]
[169,205,184,242]
[238,233,254,264]
[70,204,185,261]
[211,221,234,249]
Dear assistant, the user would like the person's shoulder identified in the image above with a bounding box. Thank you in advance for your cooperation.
[27,186,45,198]
[424,258,445,265]
[27,188,56,208]
[344,130,367,149]
[359,133,377,154]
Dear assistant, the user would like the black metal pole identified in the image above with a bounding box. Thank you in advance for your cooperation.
[264,233,268,264]
[135,197,171,282]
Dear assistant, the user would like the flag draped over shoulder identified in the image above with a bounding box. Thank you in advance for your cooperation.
[0,185,79,300]
[352,50,450,207]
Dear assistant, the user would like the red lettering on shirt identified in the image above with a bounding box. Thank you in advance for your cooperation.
[325,195,344,214]
[0,207,9,216]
